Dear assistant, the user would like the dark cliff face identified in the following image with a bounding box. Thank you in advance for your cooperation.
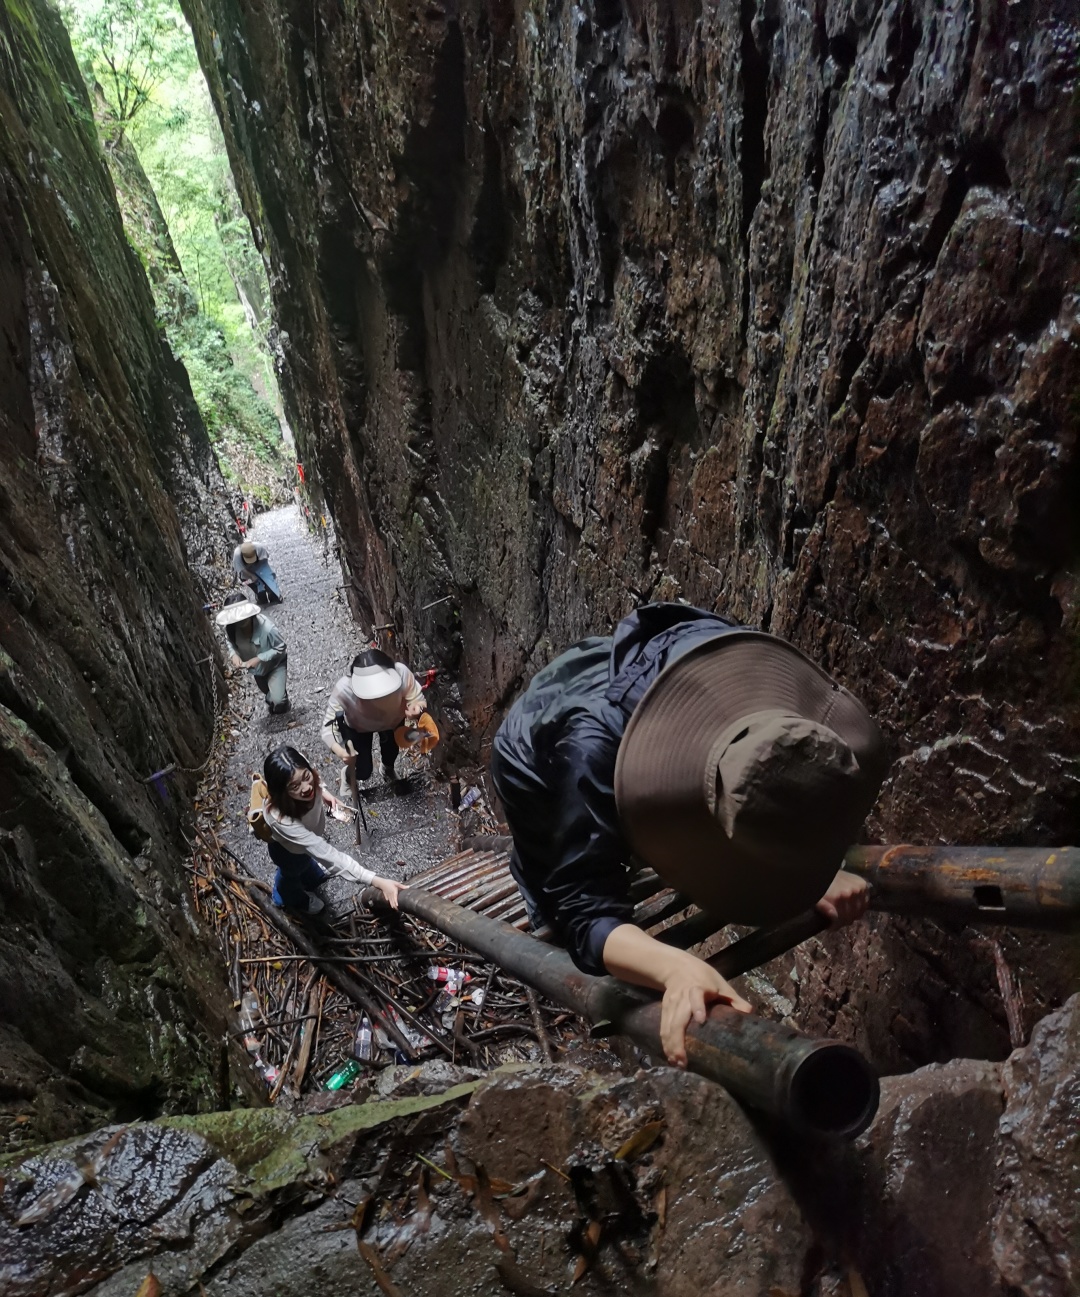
[0,0,237,1144]
[182,0,1078,1064]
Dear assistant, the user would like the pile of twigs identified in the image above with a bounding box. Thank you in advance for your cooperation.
[186,825,585,1102]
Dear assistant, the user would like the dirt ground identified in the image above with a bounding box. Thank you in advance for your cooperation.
[213,505,457,906]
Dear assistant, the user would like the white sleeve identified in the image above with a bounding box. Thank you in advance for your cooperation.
[320,694,342,749]
[398,664,425,707]
[268,815,375,884]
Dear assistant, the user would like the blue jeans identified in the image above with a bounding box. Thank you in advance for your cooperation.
[268,840,327,909]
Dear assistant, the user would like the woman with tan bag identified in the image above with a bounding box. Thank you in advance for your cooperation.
[320,649,428,797]
[260,745,405,915]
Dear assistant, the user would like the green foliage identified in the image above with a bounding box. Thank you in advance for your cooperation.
[59,0,287,495]
[172,312,281,462]
[59,0,190,133]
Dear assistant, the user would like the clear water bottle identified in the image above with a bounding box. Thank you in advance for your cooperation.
[459,786,482,810]
[238,990,261,1035]
[354,1015,374,1062]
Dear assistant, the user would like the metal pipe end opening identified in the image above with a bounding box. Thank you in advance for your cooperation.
[788,1045,880,1139]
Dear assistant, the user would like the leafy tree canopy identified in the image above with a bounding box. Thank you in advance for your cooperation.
[59,0,289,500]
[60,0,192,134]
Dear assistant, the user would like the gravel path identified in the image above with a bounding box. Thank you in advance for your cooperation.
[215,505,456,908]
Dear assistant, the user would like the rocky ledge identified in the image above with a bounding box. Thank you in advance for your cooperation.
[3,994,1077,1297]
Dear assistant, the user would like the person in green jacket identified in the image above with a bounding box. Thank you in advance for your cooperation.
[216,591,290,714]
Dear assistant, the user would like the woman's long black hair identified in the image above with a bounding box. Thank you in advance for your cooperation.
[264,745,318,818]
[350,648,396,672]
[222,590,258,650]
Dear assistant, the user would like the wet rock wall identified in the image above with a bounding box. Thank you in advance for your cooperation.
[182,0,1079,1061]
[0,0,240,1145]
[4,995,1079,1296]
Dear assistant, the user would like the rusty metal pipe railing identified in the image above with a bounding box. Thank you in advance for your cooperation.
[702,846,1080,972]
[708,908,830,977]
[846,844,1080,931]
[364,886,879,1139]
[655,845,1080,962]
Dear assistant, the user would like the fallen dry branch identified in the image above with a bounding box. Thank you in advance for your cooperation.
[185,819,589,1102]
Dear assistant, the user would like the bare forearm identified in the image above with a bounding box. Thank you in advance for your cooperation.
[602,922,752,1068]
[602,924,694,991]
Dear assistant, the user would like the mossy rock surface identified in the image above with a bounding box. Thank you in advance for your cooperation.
[161,1079,483,1192]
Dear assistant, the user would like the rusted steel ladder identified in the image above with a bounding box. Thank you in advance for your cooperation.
[384,844,1078,1139]
[405,842,1080,950]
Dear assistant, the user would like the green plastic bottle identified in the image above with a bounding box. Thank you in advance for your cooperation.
[325,1059,364,1091]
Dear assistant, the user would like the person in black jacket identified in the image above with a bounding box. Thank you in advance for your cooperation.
[491,603,887,1068]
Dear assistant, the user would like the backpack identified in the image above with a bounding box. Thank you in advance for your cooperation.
[247,774,274,843]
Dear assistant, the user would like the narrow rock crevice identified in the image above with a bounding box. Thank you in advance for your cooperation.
[739,0,772,247]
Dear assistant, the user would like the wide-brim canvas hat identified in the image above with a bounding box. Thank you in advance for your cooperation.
[351,659,403,699]
[614,631,887,926]
[240,542,258,563]
[215,596,260,627]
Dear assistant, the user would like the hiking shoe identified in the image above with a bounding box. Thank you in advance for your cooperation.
[296,893,324,915]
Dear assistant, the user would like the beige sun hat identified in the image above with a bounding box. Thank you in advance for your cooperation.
[351,649,403,700]
[215,593,260,627]
[240,541,258,563]
[614,632,886,925]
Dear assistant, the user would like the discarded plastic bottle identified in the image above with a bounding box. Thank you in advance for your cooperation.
[238,991,262,1035]
[459,786,482,810]
[434,988,456,1014]
[354,1015,374,1063]
[325,1059,364,1091]
[426,966,472,990]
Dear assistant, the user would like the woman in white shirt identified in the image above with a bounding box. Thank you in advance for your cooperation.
[263,745,405,915]
[320,649,427,797]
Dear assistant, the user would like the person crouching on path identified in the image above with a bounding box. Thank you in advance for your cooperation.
[320,649,427,799]
[216,591,290,714]
[490,602,888,1069]
[232,540,282,604]
[262,745,405,915]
